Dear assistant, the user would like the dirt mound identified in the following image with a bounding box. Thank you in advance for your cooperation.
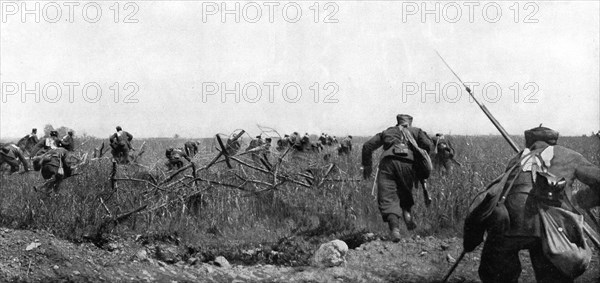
[1,227,598,282]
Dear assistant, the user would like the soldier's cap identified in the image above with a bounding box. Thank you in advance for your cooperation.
[436,133,443,137]
[68,130,73,134]
[32,128,37,132]
[284,134,289,137]
[348,135,353,139]
[525,126,559,148]
[396,114,413,126]
[116,126,122,131]
[265,138,272,142]
[256,135,261,139]
[50,130,58,136]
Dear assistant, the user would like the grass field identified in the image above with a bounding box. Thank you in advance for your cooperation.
[1,133,599,264]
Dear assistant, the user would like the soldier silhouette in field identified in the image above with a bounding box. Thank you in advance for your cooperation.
[17,128,39,156]
[362,114,433,242]
[0,143,30,174]
[109,126,134,164]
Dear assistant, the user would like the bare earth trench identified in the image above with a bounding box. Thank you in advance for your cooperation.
[1,227,598,283]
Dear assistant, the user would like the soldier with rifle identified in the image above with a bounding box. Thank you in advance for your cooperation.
[362,114,433,242]
[434,51,600,283]
[470,126,600,283]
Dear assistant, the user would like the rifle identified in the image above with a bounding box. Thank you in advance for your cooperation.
[436,51,600,282]
[435,50,520,153]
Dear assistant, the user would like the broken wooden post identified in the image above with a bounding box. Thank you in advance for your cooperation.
[110,160,117,190]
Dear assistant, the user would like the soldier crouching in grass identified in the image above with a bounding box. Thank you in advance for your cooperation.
[165,147,191,170]
[32,147,73,192]
[0,143,30,174]
[362,114,433,242]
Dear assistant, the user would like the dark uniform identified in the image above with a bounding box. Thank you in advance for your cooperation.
[247,135,265,163]
[109,126,134,164]
[17,128,39,155]
[32,147,72,191]
[226,138,241,155]
[0,144,29,173]
[338,135,353,155]
[362,114,433,239]
[61,131,75,151]
[432,133,455,172]
[476,126,600,283]
[184,141,199,157]
[165,148,190,170]
[319,134,328,146]
[277,135,290,152]
[31,131,62,157]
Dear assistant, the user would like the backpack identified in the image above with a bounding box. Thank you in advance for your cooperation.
[401,127,432,180]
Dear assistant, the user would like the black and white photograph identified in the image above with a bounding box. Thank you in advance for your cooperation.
[1,1,599,282]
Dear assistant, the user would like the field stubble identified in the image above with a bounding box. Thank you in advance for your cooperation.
[0,135,598,273]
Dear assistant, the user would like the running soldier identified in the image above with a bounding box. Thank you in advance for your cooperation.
[17,128,39,155]
[32,147,73,192]
[362,114,433,241]
[165,147,191,170]
[0,143,30,174]
[30,130,62,157]
[338,135,353,155]
[246,135,265,163]
[61,130,75,151]
[431,133,456,173]
[109,126,134,164]
[184,141,200,157]
[277,135,290,152]
[469,126,600,283]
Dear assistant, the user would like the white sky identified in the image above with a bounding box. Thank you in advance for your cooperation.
[1,1,599,138]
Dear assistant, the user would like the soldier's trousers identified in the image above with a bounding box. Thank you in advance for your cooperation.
[376,158,415,221]
[479,235,573,283]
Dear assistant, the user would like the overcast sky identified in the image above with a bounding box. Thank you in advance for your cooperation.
[1,1,598,138]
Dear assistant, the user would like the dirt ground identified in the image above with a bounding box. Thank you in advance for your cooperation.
[0,227,598,283]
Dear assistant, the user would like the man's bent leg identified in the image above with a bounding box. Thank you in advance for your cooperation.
[479,235,525,283]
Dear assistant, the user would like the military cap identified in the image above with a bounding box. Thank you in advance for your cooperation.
[50,130,58,136]
[32,128,37,132]
[116,126,122,131]
[396,114,413,126]
[524,126,559,148]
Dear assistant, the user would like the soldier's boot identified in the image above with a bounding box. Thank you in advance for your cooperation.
[387,214,401,243]
[402,209,417,231]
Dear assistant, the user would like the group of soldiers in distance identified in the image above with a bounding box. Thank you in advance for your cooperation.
[3,115,595,283]
[164,131,356,170]
[0,126,131,191]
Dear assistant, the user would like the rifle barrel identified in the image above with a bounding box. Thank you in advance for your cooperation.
[435,51,520,153]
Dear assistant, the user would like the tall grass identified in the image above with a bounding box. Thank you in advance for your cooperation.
[1,135,598,249]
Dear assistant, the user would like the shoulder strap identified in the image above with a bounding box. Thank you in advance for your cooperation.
[497,149,543,205]
[400,127,421,151]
